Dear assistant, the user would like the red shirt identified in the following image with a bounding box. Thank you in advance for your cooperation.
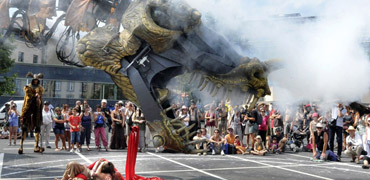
[69,115,81,132]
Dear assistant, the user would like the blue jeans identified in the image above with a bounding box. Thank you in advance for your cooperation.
[210,142,224,154]
[71,131,81,144]
[329,126,343,156]
[316,149,337,161]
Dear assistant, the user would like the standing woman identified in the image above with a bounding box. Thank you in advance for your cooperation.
[205,105,217,136]
[133,108,146,152]
[258,104,269,145]
[342,106,354,151]
[125,102,135,143]
[110,103,126,149]
[8,105,19,146]
[94,105,108,151]
[53,107,66,151]
[80,105,93,151]
[62,104,71,151]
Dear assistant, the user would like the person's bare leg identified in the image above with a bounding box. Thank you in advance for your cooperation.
[55,135,60,149]
[60,134,66,149]
[13,127,17,144]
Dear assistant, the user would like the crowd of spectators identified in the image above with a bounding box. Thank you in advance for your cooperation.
[2,98,370,169]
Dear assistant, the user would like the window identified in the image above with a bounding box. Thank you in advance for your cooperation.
[18,52,24,62]
[82,82,88,92]
[68,82,74,92]
[42,80,48,91]
[55,81,61,91]
[33,55,38,63]
[15,79,20,92]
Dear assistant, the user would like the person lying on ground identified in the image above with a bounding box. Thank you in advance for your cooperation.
[56,159,123,180]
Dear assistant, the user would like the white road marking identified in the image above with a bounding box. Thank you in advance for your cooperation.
[0,153,4,179]
[147,152,228,180]
[228,155,334,180]
[2,163,329,179]
[2,154,150,169]
[75,151,93,164]
[1,164,65,177]
[288,154,363,168]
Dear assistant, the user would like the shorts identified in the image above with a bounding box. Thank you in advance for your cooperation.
[54,128,65,135]
[9,120,18,127]
[71,131,81,144]
[248,123,258,134]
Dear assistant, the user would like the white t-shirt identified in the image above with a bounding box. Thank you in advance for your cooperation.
[346,133,362,147]
[42,109,54,125]
[331,107,346,127]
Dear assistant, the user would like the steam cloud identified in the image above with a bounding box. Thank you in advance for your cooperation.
[184,0,370,108]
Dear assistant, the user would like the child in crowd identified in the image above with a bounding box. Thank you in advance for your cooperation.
[69,108,81,153]
[234,135,247,155]
[270,136,279,153]
[251,135,267,156]
[0,126,10,139]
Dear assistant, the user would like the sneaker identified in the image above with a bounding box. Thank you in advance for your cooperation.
[276,149,281,154]
[203,152,207,156]
[362,165,369,169]
[212,150,216,155]
[351,157,356,162]
[356,159,360,164]
[155,149,159,153]
[221,151,225,156]
[47,146,51,149]
[76,148,80,153]
[8,143,11,146]
[13,142,16,145]
[337,156,341,162]
[70,149,74,153]
[197,153,201,156]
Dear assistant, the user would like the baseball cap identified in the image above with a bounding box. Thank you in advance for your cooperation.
[101,99,107,103]
[256,135,262,139]
[316,123,324,128]
[312,113,319,117]
[44,101,50,105]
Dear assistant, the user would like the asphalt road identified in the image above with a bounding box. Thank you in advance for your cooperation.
[1,133,370,180]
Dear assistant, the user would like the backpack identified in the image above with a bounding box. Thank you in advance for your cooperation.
[256,112,263,125]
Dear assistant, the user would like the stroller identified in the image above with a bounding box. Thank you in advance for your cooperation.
[287,125,309,152]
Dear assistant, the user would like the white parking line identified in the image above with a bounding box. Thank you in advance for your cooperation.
[0,153,4,179]
[147,152,228,180]
[228,155,333,180]
[75,152,93,164]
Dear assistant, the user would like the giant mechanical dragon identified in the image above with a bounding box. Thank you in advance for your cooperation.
[1,0,273,153]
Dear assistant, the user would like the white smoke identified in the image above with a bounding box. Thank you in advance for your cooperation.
[185,0,370,108]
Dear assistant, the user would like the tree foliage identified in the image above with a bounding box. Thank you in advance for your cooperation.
[0,38,17,96]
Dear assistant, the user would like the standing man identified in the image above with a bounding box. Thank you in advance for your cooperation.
[189,101,201,138]
[329,103,346,161]
[217,100,228,136]
[41,101,54,149]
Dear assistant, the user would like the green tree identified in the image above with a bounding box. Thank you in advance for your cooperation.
[0,38,17,96]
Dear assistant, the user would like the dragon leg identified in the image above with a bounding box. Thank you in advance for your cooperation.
[18,131,27,154]
[34,133,44,153]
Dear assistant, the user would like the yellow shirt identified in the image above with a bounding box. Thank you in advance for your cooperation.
[225,134,235,145]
